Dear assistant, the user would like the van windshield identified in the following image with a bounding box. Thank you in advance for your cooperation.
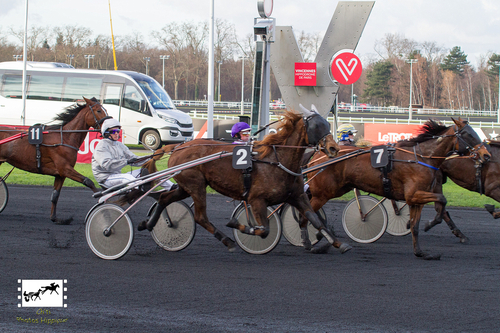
[133,76,175,110]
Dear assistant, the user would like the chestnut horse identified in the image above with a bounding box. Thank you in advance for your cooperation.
[135,107,351,253]
[304,118,491,260]
[0,97,110,223]
[425,140,499,242]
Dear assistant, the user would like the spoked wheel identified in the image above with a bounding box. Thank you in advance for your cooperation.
[382,199,411,236]
[85,203,134,260]
[0,179,8,213]
[231,203,282,255]
[342,195,388,243]
[280,203,326,247]
[148,201,196,252]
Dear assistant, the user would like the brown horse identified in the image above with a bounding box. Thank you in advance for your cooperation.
[304,118,491,260]
[135,107,351,253]
[0,97,110,223]
[425,140,499,241]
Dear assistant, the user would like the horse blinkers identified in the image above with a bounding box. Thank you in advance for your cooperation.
[455,124,481,155]
[304,114,331,146]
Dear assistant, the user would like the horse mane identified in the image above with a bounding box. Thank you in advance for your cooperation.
[47,97,98,129]
[397,119,449,147]
[253,110,303,158]
[488,139,500,147]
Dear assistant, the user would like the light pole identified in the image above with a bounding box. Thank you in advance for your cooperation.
[406,59,418,121]
[217,60,222,102]
[66,54,74,66]
[495,61,500,123]
[13,55,22,61]
[143,57,150,75]
[84,55,95,68]
[160,55,170,88]
[239,56,247,115]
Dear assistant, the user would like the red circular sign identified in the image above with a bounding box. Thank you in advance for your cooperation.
[330,52,362,85]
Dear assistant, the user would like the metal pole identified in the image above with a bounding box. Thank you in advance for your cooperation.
[240,57,246,115]
[207,0,215,138]
[143,57,150,75]
[217,61,222,102]
[160,55,169,88]
[496,61,500,123]
[406,59,418,121]
[21,0,28,126]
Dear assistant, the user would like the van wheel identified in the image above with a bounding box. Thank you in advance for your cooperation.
[142,130,161,150]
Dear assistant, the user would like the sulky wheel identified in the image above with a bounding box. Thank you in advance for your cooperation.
[342,195,388,243]
[148,201,196,252]
[0,179,8,213]
[85,203,134,260]
[231,203,282,255]
[382,199,411,236]
[280,203,325,247]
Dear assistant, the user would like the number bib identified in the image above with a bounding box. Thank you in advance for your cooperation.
[28,125,43,145]
[370,145,388,168]
[232,145,252,169]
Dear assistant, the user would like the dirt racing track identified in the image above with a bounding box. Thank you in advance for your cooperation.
[1,185,500,332]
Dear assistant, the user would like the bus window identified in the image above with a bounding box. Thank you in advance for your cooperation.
[28,75,64,101]
[1,75,24,99]
[122,84,151,116]
[103,84,122,106]
[63,76,102,102]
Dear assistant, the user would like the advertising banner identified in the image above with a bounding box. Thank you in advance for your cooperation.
[364,123,422,144]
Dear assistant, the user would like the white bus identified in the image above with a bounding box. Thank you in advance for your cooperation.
[0,61,193,149]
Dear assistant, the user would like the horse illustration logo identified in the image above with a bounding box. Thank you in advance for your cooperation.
[18,279,67,307]
[41,283,60,295]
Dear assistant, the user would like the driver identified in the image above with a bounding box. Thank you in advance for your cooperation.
[337,124,358,146]
[231,122,251,144]
[92,118,176,191]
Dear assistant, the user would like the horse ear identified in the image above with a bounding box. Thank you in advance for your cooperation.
[451,117,462,127]
[310,104,319,114]
[83,96,91,105]
[299,104,312,117]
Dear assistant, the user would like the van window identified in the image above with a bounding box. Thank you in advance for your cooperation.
[123,84,151,116]
[63,76,102,102]
[103,84,122,106]
[1,75,23,99]
[28,75,64,101]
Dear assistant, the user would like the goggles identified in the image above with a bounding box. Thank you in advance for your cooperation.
[108,129,121,135]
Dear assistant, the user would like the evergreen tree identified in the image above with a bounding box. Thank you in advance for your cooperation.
[440,46,469,75]
[362,60,394,105]
[486,53,500,78]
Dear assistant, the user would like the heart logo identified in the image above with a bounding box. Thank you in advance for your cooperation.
[335,58,358,82]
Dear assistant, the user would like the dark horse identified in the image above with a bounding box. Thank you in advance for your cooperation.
[424,140,499,242]
[0,97,109,223]
[41,282,60,295]
[134,107,352,253]
[304,118,490,260]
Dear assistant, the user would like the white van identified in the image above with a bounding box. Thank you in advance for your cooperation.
[0,61,193,149]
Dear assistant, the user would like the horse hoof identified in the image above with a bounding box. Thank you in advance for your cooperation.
[226,239,237,252]
[423,221,432,232]
[459,237,470,244]
[423,253,441,260]
[339,243,352,254]
[137,221,148,231]
[226,218,239,229]
[310,243,332,254]
[53,217,73,225]
[484,204,495,214]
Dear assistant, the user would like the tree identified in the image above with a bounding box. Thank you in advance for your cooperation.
[362,60,394,105]
[441,46,469,76]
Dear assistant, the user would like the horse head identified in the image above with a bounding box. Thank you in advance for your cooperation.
[83,97,111,130]
[299,104,339,158]
[452,117,491,163]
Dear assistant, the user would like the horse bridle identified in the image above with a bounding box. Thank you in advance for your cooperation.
[88,101,112,130]
[452,124,489,157]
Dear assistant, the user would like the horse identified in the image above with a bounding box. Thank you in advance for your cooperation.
[24,289,42,302]
[0,97,110,223]
[41,282,60,295]
[132,106,351,253]
[424,140,499,242]
[303,118,491,260]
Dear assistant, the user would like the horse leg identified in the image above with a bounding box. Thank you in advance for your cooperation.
[59,165,99,193]
[226,200,270,238]
[50,176,73,225]
[298,196,330,250]
[408,204,441,260]
[426,205,469,243]
[291,193,351,254]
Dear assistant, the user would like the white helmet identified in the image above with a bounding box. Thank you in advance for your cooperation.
[101,118,121,135]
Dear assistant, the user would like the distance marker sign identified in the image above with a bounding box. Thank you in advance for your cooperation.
[330,51,362,85]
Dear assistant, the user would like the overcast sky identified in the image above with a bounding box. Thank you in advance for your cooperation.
[1,0,499,69]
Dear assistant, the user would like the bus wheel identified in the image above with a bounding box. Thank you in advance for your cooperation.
[142,130,161,150]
